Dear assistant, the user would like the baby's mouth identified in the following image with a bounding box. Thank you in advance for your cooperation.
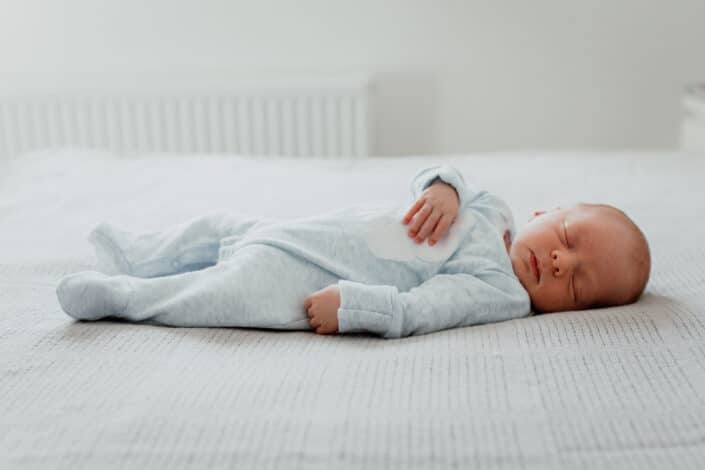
[529,250,541,284]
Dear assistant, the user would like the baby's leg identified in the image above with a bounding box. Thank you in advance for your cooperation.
[57,245,340,330]
[89,211,275,278]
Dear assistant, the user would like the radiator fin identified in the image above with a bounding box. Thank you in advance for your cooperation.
[0,83,371,158]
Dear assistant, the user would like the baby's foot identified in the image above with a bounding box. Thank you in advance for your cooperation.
[88,223,135,275]
[56,271,130,321]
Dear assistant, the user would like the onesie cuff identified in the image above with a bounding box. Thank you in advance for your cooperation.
[336,280,397,337]
[411,165,472,208]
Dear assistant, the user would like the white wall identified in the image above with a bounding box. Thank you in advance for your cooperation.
[1,0,704,155]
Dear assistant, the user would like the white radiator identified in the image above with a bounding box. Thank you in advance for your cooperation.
[0,79,371,159]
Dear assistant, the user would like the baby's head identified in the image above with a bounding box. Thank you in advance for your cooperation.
[509,203,650,313]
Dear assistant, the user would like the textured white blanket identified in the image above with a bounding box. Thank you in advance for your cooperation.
[1,149,705,469]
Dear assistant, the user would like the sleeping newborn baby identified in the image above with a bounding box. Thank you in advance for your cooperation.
[56,165,651,339]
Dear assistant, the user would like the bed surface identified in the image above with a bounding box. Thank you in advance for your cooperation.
[1,149,705,469]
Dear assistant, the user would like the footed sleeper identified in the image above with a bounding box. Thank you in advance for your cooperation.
[57,165,531,339]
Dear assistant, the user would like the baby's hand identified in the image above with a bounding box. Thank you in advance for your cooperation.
[402,180,459,246]
[304,285,340,335]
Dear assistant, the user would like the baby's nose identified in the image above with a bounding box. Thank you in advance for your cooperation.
[551,250,575,276]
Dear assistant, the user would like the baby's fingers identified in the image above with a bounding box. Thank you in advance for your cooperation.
[406,203,433,238]
[402,199,425,224]
[416,208,442,243]
[428,214,453,246]
[309,315,322,329]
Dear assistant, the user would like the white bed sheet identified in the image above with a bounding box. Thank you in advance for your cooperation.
[1,149,705,469]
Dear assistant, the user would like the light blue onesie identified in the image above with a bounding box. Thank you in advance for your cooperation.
[56,165,531,339]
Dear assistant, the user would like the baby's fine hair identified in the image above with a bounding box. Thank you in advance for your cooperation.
[579,203,651,305]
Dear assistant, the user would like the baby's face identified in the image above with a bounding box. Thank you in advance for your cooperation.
[509,205,640,313]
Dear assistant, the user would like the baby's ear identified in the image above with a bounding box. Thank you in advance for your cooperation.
[529,210,546,221]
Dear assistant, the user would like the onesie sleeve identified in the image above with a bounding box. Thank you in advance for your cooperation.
[336,269,530,339]
[410,165,476,208]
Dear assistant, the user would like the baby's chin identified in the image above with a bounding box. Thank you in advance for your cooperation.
[509,252,531,291]
[528,297,549,314]
[526,289,547,313]
[509,253,547,312]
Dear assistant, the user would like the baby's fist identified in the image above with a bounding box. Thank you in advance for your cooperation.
[304,285,341,335]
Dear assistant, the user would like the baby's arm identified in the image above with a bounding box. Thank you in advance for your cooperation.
[335,270,529,339]
[302,260,528,337]
[335,273,526,339]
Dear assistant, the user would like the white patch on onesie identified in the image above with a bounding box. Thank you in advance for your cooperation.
[361,205,475,263]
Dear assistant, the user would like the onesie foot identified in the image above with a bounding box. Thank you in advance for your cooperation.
[56,271,130,321]
[88,223,134,275]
